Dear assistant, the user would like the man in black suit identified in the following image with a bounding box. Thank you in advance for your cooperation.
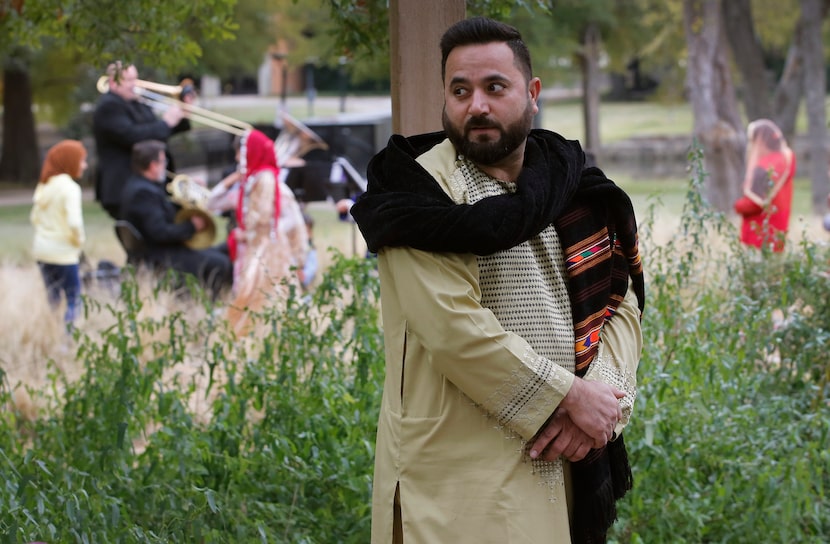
[120,140,232,298]
[93,61,190,219]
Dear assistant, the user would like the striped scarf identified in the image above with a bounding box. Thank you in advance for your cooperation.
[352,129,645,544]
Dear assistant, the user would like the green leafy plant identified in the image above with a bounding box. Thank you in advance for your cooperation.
[1,252,383,543]
[2,148,829,541]
[612,146,830,543]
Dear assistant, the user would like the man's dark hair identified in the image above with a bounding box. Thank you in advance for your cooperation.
[131,140,166,174]
[440,16,532,82]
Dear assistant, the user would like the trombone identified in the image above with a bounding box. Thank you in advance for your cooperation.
[96,75,253,136]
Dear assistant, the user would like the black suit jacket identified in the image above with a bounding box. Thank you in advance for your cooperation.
[93,92,190,209]
[120,174,195,260]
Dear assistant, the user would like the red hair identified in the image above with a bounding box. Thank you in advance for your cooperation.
[39,140,87,183]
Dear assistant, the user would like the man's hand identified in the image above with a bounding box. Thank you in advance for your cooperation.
[557,377,624,449]
[529,408,594,462]
[335,198,354,215]
[190,215,206,231]
[163,104,184,127]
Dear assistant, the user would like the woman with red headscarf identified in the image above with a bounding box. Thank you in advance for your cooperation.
[733,119,796,252]
[227,129,308,334]
[30,140,88,325]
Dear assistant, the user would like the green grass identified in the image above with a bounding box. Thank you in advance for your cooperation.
[212,96,702,142]
[0,199,364,268]
[1,202,121,265]
[3,96,827,264]
[616,175,819,219]
[205,95,705,142]
[1,175,823,266]
[537,98,697,143]
[537,96,816,143]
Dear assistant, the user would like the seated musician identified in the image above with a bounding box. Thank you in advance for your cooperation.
[119,139,232,299]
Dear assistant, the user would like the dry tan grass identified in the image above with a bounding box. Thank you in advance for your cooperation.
[2,206,827,425]
[0,263,78,420]
[1,201,370,427]
[1,266,233,418]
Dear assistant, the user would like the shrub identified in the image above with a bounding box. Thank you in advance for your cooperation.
[612,148,830,543]
[0,252,383,543]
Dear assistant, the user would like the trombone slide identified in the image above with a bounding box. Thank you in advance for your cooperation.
[97,75,253,136]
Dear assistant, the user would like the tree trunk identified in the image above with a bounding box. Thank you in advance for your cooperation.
[721,0,804,142]
[772,39,805,142]
[722,0,772,122]
[799,0,830,212]
[577,23,602,162]
[389,0,465,135]
[0,56,40,184]
[682,0,746,212]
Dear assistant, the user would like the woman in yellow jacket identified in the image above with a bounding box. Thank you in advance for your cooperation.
[30,140,88,325]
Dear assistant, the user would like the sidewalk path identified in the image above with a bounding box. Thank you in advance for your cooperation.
[0,188,95,207]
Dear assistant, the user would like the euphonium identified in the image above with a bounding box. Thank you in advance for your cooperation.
[167,174,218,250]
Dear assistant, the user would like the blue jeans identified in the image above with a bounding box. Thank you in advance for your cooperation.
[37,262,81,323]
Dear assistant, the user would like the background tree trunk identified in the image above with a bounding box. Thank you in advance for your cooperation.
[798,0,829,212]
[682,0,746,211]
[718,0,806,142]
[577,23,602,162]
[722,0,772,122]
[771,39,805,141]
[0,54,39,184]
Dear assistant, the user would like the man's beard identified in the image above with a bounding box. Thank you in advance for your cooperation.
[442,100,534,166]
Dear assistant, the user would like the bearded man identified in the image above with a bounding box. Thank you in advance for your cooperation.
[351,16,646,544]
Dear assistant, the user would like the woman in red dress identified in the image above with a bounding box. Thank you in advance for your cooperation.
[733,119,796,252]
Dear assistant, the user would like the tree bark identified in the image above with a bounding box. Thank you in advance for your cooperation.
[721,0,772,122]
[577,22,602,162]
[389,0,465,135]
[720,0,804,142]
[772,38,805,141]
[798,0,829,212]
[683,0,746,211]
[0,55,40,184]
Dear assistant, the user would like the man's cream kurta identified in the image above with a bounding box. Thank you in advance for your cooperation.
[371,140,642,544]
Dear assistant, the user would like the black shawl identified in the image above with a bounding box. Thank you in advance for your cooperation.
[352,129,645,544]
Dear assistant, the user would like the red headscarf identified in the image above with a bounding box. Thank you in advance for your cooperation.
[228,129,281,260]
[39,140,86,183]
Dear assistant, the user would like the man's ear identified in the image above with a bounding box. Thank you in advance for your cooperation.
[529,77,542,113]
